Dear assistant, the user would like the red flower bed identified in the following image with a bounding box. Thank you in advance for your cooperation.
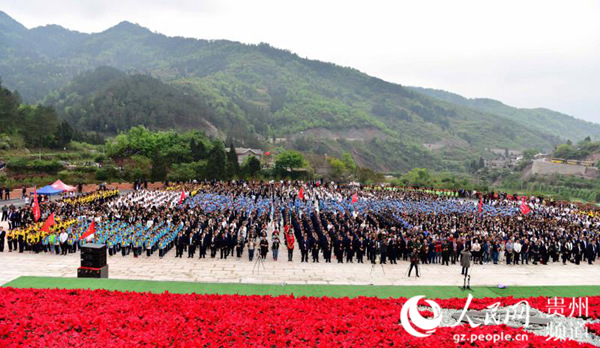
[0,288,593,347]
[436,296,600,319]
[587,323,600,336]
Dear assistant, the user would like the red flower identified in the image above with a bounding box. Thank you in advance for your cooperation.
[587,323,600,336]
[0,288,596,347]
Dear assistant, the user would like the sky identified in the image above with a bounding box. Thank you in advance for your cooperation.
[2,0,600,123]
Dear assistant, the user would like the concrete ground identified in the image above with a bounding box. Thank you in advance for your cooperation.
[2,218,598,288]
[0,243,598,287]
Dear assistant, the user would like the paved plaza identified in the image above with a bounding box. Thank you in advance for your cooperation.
[2,220,599,288]
[1,246,599,288]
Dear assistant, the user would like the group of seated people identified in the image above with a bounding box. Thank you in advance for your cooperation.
[1,180,599,267]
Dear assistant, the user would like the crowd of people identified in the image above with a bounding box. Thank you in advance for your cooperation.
[0,181,598,269]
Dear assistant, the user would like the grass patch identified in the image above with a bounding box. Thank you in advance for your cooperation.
[4,276,600,299]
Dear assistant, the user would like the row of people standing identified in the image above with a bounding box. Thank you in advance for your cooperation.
[0,187,11,200]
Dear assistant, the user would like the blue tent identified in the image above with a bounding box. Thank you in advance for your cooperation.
[37,185,62,195]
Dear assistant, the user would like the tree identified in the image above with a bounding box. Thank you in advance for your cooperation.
[554,144,574,159]
[356,167,384,183]
[191,138,206,161]
[243,156,261,177]
[274,150,306,175]
[18,105,61,148]
[469,159,479,173]
[328,158,347,181]
[401,168,431,187]
[226,143,240,178]
[522,148,539,161]
[0,81,21,133]
[168,163,197,182]
[56,120,73,147]
[124,155,151,181]
[151,150,168,182]
[95,168,109,181]
[478,157,485,169]
[341,152,357,171]
[206,142,226,179]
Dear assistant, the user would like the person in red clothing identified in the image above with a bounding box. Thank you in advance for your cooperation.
[285,226,295,262]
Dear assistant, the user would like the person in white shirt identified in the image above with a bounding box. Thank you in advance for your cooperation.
[471,241,481,264]
[513,241,522,265]
[59,230,69,255]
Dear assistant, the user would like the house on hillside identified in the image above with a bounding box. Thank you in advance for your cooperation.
[235,148,263,164]
[484,158,519,169]
[490,148,522,157]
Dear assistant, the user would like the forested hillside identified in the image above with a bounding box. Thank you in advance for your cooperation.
[44,67,223,139]
[410,87,600,142]
[0,11,586,172]
[0,81,72,150]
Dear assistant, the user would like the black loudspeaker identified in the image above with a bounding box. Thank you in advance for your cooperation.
[77,265,109,278]
[80,243,107,269]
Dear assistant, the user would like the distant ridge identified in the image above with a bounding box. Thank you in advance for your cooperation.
[409,86,600,142]
[0,11,590,172]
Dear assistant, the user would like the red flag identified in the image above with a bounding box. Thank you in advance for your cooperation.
[40,213,56,234]
[80,221,96,240]
[32,187,41,222]
[179,190,186,205]
[478,197,483,214]
[298,187,304,200]
[264,151,271,156]
[351,193,358,204]
[520,198,531,215]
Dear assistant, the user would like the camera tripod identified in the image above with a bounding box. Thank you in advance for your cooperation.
[460,259,475,291]
[252,254,266,274]
[370,258,386,275]
[461,272,471,290]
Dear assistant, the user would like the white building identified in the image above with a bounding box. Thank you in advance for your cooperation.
[235,148,263,164]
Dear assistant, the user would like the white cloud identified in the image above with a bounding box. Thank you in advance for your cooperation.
[2,0,599,122]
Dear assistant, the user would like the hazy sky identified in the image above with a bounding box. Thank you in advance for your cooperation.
[2,0,600,123]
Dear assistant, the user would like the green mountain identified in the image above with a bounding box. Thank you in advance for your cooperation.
[0,11,578,172]
[0,80,73,150]
[43,67,224,139]
[410,87,600,143]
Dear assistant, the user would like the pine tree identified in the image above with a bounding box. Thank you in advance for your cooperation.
[244,156,261,177]
[190,138,197,158]
[56,120,73,147]
[226,143,240,178]
[151,150,168,182]
[206,142,226,179]
[190,138,207,161]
